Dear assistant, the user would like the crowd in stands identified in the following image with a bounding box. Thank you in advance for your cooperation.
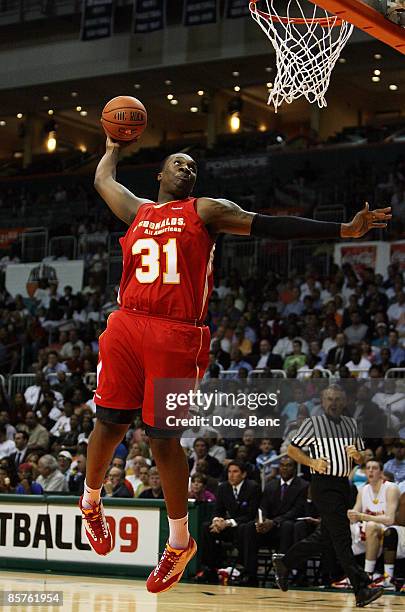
[0,246,404,589]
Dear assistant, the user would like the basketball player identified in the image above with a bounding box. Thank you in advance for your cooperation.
[348,459,403,589]
[79,135,391,594]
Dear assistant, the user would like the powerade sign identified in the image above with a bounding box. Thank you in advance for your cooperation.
[0,503,159,566]
[183,0,218,26]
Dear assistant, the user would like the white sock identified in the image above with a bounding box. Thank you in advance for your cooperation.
[364,559,376,574]
[168,515,189,550]
[384,564,394,579]
[83,480,102,509]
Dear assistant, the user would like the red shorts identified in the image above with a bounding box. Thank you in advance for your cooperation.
[95,309,210,427]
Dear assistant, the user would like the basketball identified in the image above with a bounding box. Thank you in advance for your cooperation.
[101,96,147,143]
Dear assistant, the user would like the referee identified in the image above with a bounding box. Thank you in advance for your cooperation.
[284,385,383,608]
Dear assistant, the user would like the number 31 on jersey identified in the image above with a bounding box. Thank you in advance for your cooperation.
[132,238,180,284]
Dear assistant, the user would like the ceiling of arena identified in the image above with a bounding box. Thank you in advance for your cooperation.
[0,39,404,154]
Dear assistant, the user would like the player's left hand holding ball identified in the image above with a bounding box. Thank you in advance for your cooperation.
[341,202,392,238]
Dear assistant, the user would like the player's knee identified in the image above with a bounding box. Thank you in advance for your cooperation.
[383,527,398,551]
[365,521,381,537]
[149,437,181,457]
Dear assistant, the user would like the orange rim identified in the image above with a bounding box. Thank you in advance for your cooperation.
[249,0,344,26]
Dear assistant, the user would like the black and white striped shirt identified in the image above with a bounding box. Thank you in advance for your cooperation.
[291,414,365,477]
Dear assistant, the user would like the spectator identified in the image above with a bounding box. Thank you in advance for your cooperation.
[139,467,164,499]
[24,373,45,408]
[344,311,368,345]
[36,454,68,492]
[60,414,81,454]
[378,348,395,377]
[283,340,306,371]
[325,332,351,371]
[345,347,372,379]
[197,461,260,583]
[273,324,308,359]
[189,474,216,502]
[60,330,85,359]
[126,455,148,490]
[0,425,16,459]
[204,432,226,464]
[256,438,279,480]
[134,465,150,498]
[24,411,50,451]
[254,339,283,370]
[382,330,405,366]
[68,454,86,495]
[0,466,13,493]
[15,463,43,495]
[0,410,16,440]
[9,431,29,470]
[189,438,222,478]
[283,287,304,317]
[387,291,405,325]
[383,440,405,484]
[239,456,308,586]
[57,450,73,484]
[227,348,253,378]
[42,351,68,385]
[104,467,133,498]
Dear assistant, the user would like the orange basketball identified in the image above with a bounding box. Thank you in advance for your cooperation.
[101,96,147,143]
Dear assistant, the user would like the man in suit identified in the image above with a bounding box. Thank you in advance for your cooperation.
[197,461,260,583]
[253,339,283,370]
[239,456,308,586]
[188,438,223,479]
[326,332,352,371]
[9,431,30,471]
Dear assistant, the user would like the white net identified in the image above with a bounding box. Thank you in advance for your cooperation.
[250,0,354,111]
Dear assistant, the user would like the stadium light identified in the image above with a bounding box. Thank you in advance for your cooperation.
[47,131,57,152]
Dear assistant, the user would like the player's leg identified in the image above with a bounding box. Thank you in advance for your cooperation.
[149,436,190,536]
[80,311,145,555]
[84,417,130,496]
[80,411,135,555]
[145,431,197,594]
[379,527,398,589]
[364,521,383,577]
[143,319,210,593]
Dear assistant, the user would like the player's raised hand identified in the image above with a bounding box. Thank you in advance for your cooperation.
[341,202,392,238]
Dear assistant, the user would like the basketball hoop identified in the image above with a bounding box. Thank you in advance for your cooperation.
[249,0,354,111]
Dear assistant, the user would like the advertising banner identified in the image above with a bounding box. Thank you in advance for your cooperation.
[334,241,390,276]
[390,241,405,271]
[0,500,159,567]
[5,261,84,298]
[0,228,26,248]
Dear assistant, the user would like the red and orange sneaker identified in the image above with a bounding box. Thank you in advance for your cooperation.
[79,495,113,556]
[146,536,197,594]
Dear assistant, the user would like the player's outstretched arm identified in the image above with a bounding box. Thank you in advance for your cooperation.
[197,198,391,239]
[94,137,153,225]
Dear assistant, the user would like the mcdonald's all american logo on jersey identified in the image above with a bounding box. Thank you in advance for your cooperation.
[134,216,185,236]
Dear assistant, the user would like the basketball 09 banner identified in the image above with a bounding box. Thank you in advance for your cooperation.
[0,500,159,568]
[5,261,84,299]
[225,0,251,18]
[81,0,115,41]
[133,0,166,34]
[183,0,218,26]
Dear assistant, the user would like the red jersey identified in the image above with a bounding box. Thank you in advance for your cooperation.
[118,197,215,324]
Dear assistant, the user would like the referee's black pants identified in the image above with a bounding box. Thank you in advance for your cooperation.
[310,475,369,593]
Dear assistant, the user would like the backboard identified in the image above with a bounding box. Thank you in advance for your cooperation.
[309,0,405,52]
